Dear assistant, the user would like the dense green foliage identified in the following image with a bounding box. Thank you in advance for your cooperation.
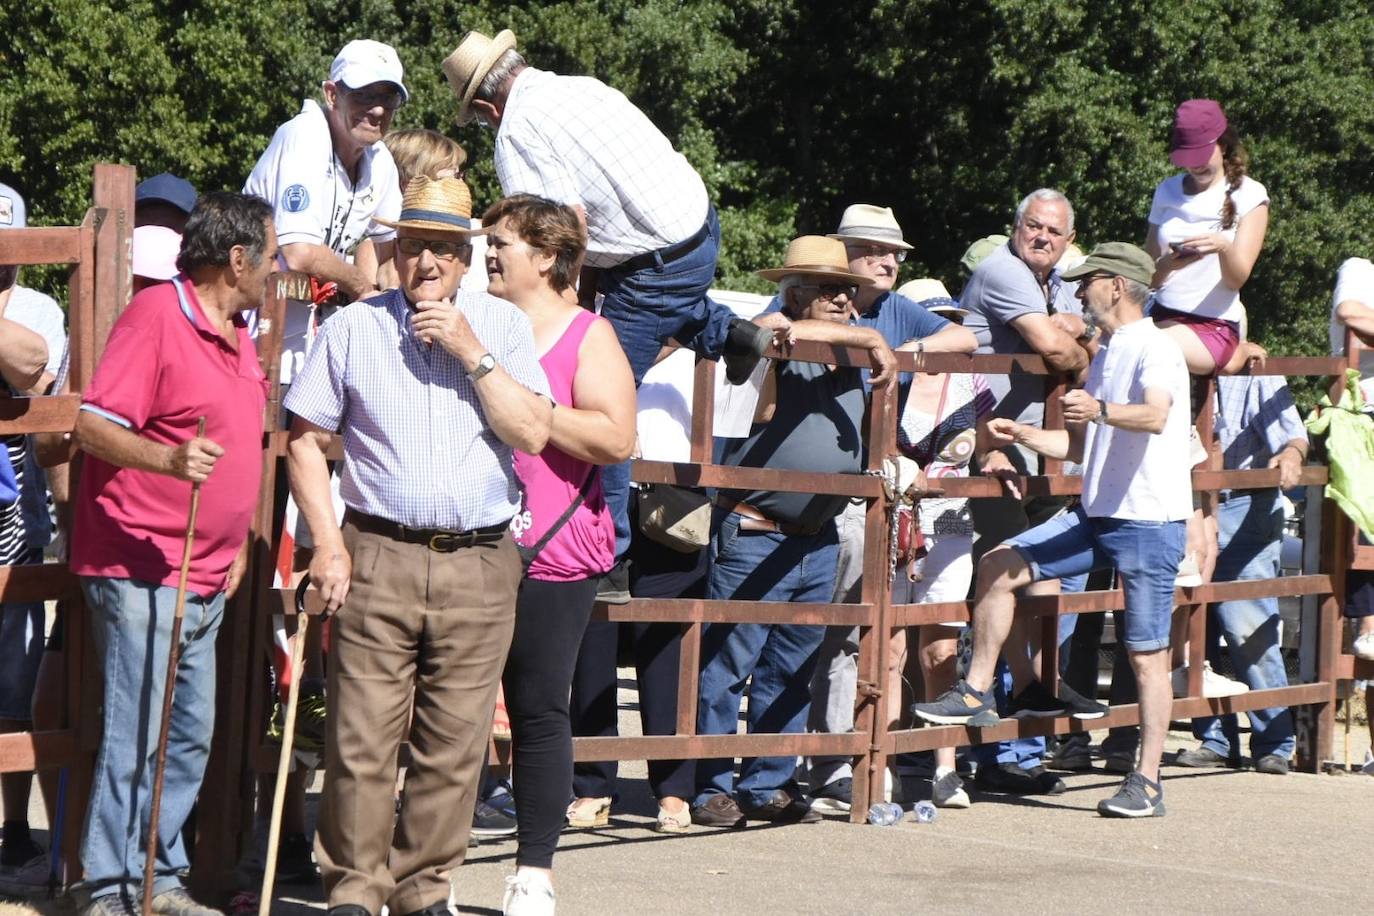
[4,0,1373,367]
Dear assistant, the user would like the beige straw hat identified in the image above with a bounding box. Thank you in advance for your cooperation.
[443,29,518,126]
[374,176,484,234]
[827,204,913,250]
[757,236,876,285]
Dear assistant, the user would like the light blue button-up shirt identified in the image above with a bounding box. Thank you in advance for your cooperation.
[284,287,551,530]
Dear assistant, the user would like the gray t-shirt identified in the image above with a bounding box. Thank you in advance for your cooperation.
[720,359,865,528]
[960,242,1079,474]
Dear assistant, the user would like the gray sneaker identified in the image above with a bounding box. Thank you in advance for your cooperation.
[148,887,224,916]
[931,771,970,809]
[1255,754,1290,776]
[1097,771,1166,818]
[911,679,999,726]
[82,895,136,916]
[1173,746,1238,769]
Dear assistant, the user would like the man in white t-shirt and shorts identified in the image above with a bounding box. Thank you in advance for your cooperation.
[914,243,1191,818]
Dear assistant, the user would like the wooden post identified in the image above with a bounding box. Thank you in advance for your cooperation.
[91,163,135,358]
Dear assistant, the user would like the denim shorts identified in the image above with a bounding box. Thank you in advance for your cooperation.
[1007,505,1186,652]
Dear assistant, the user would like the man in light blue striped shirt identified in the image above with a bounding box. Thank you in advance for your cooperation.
[284,176,551,914]
[1173,373,1307,774]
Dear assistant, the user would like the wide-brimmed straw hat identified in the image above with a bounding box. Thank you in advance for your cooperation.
[374,176,484,234]
[827,204,913,251]
[443,29,519,126]
[758,236,875,285]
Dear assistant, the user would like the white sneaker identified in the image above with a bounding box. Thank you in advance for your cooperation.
[1171,662,1250,698]
[504,874,556,916]
[0,851,50,897]
[1174,553,1202,588]
[1353,631,1374,661]
[1362,749,1374,776]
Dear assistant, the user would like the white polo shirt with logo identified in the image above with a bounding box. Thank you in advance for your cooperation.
[243,99,403,384]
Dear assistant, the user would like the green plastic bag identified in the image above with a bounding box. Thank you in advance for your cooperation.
[1306,368,1374,540]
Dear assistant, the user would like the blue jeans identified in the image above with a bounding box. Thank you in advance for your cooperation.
[600,206,735,559]
[0,548,47,720]
[1194,491,1295,760]
[1009,505,1186,652]
[695,513,836,808]
[76,576,225,905]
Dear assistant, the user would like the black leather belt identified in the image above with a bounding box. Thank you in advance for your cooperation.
[345,509,508,553]
[615,221,711,274]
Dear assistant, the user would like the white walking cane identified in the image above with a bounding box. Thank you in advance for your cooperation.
[258,579,327,915]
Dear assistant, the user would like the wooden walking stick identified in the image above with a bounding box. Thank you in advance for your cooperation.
[142,417,206,916]
[258,579,317,916]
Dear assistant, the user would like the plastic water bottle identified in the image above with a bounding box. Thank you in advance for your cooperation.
[866,801,904,826]
[911,800,938,824]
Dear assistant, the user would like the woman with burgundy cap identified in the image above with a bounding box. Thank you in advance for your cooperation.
[1144,98,1270,376]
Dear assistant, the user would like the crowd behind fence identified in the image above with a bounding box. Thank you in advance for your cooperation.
[0,166,1371,899]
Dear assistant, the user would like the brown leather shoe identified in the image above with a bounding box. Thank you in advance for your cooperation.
[691,793,745,827]
[740,789,821,824]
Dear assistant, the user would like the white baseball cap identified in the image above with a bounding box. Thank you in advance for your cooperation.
[330,39,409,102]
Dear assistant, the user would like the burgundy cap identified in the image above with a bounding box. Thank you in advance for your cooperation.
[1170,99,1228,169]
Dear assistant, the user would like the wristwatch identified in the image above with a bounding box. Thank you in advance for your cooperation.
[1077,323,1099,343]
[1092,399,1108,425]
[468,353,496,382]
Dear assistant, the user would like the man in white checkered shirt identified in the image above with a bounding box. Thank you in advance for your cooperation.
[284,176,552,914]
[443,28,773,602]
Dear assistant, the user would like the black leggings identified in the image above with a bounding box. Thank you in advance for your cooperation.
[570,524,705,800]
[502,575,599,869]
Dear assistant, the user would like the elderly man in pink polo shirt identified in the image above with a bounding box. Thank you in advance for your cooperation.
[68,192,276,916]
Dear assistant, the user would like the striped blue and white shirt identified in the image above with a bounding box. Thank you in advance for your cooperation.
[283,287,551,530]
[1216,374,1308,472]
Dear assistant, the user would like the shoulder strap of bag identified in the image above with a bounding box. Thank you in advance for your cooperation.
[919,372,955,467]
[518,465,599,569]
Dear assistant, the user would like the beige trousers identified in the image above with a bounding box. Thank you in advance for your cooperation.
[316,521,521,914]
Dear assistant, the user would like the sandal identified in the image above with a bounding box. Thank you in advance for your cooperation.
[655,800,691,833]
[565,796,611,828]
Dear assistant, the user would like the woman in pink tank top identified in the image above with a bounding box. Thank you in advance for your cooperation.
[482,195,635,910]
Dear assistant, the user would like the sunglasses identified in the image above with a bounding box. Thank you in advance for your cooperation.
[798,282,858,301]
[397,237,471,261]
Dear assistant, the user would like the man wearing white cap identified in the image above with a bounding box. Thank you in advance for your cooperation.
[796,204,975,811]
[244,39,405,322]
[0,181,65,898]
[442,28,774,604]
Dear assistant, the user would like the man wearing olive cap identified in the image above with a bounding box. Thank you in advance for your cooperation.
[914,242,1191,819]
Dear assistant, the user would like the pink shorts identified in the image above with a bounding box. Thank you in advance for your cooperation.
[1149,304,1240,369]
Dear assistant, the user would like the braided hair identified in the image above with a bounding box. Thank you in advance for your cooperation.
[1217,126,1249,231]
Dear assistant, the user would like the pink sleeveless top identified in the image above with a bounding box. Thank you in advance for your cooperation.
[513,310,615,581]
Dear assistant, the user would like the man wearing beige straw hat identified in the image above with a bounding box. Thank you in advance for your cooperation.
[442,28,773,605]
[692,236,896,828]
[796,204,975,812]
[285,177,553,916]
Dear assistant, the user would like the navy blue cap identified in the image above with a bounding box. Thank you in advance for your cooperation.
[135,173,198,215]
